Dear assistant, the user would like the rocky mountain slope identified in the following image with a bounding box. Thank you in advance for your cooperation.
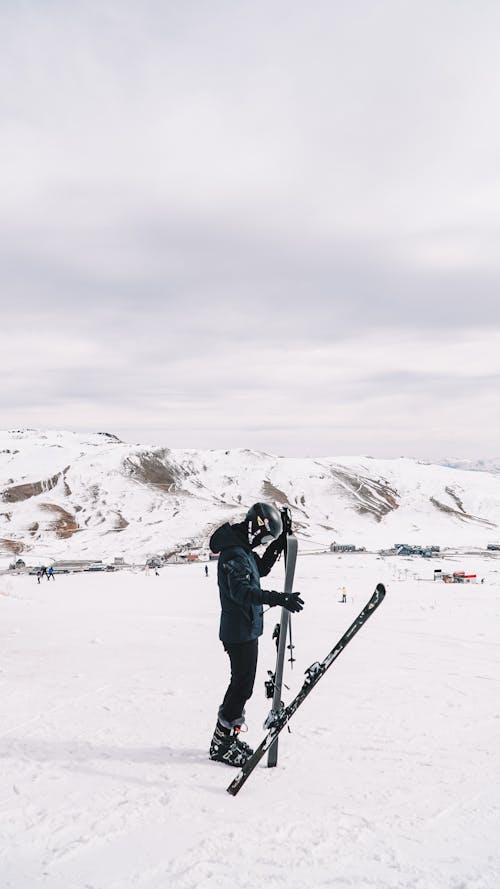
[1,429,500,563]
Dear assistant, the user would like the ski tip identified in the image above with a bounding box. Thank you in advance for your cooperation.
[375,583,386,597]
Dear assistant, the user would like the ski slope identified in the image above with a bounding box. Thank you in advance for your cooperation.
[1,552,499,889]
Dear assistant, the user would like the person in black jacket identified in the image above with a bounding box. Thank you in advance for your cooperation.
[208,502,304,766]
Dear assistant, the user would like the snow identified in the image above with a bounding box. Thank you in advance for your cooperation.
[1,552,499,888]
[3,428,500,565]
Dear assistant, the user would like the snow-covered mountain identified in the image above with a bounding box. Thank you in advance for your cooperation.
[1,429,500,563]
[438,457,500,474]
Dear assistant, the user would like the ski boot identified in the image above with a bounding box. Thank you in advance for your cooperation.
[209,716,254,767]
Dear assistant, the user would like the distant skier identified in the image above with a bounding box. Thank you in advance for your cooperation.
[208,502,304,766]
[340,586,347,603]
[47,566,55,581]
[36,570,42,584]
[40,566,48,579]
[204,565,209,577]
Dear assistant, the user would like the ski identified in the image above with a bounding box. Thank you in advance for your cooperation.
[267,531,298,767]
[227,582,386,796]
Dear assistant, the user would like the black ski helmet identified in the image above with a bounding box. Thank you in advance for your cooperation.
[246,502,283,547]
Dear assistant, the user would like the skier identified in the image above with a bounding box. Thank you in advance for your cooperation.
[47,566,55,581]
[205,565,209,577]
[340,586,347,603]
[208,502,304,766]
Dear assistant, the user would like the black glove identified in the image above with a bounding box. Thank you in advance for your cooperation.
[266,590,304,612]
[282,592,304,613]
[273,530,287,551]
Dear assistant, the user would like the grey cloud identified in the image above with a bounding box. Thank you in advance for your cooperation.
[2,1,500,459]
[3,207,500,344]
[334,371,500,402]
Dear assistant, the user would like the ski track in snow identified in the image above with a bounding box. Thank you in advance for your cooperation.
[1,555,499,889]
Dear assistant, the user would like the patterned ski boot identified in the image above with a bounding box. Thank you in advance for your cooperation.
[209,719,254,767]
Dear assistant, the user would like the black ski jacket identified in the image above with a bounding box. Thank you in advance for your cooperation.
[209,521,284,644]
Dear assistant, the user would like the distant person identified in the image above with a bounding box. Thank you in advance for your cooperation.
[208,502,304,766]
[205,565,209,577]
[47,566,55,581]
[36,570,42,584]
[340,586,347,603]
[40,566,48,579]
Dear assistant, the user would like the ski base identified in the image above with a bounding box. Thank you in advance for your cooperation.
[227,582,386,796]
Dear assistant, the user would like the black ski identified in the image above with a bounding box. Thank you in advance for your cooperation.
[227,582,386,796]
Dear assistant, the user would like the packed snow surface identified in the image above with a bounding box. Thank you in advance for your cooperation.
[1,552,499,888]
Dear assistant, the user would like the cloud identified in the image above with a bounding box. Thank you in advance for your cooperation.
[3,326,499,459]
[2,1,500,459]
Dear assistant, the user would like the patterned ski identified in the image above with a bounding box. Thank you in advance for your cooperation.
[227,583,386,796]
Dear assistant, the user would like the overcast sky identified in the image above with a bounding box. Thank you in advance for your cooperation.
[2,0,500,459]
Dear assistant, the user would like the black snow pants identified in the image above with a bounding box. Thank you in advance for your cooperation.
[220,638,259,723]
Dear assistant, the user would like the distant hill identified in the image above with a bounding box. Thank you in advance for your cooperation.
[1,429,500,562]
[438,458,500,474]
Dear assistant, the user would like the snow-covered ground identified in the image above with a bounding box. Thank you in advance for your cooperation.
[3,429,500,563]
[1,552,499,889]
